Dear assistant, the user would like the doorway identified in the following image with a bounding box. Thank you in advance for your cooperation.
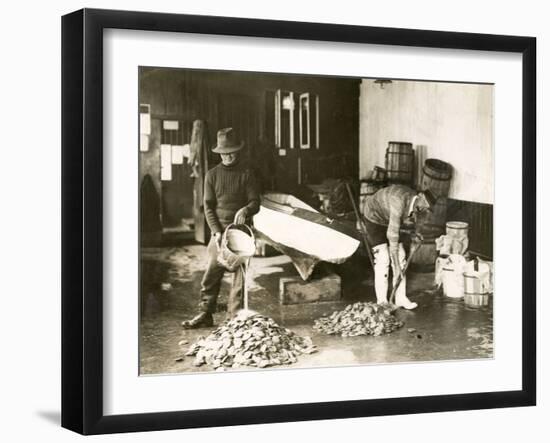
[160,120,195,236]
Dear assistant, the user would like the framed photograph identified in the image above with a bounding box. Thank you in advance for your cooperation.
[62,8,536,435]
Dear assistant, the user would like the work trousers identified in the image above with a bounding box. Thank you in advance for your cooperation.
[199,236,244,317]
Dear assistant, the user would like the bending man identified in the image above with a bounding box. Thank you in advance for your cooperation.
[363,185,436,309]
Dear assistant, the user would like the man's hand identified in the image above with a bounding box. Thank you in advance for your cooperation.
[233,207,248,225]
[411,232,424,247]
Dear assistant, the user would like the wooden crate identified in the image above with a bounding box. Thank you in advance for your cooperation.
[279,272,341,305]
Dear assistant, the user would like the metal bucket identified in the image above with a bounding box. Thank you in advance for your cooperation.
[442,267,464,298]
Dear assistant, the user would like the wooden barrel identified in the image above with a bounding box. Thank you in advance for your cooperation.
[463,272,489,307]
[371,166,387,182]
[410,224,443,273]
[385,141,414,185]
[410,236,437,273]
[421,158,453,198]
[421,196,448,228]
[362,180,385,197]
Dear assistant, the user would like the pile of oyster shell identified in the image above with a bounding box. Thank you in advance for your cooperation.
[186,313,317,371]
[313,302,403,337]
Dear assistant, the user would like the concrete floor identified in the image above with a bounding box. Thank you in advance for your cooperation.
[140,244,493,375]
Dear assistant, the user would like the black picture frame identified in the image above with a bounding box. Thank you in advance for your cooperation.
[61,8,536,435]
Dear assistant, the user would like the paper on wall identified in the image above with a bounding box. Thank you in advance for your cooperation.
[182,144,190,158]
[163,120,179,131]
[161,144,172,181]
[140,113,151,135]
[139,134,149,152]
[171,145,184,164]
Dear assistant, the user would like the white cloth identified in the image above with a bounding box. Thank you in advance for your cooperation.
[436,234,468,255]
[464,259,493,293]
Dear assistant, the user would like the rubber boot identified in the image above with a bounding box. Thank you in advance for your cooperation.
[393,243,417,310]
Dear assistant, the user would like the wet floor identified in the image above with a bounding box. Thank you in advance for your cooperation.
[140,244,493,375]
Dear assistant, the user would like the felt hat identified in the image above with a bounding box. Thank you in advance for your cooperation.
[212,127,244,154]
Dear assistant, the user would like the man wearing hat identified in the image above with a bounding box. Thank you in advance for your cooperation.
[363,185,436,309]
[182,128,260,328]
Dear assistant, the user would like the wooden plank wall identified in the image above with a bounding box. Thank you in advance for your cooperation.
[446,198,493,259]
[139,67,360,201]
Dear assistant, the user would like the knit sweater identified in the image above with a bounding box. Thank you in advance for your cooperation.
[364,185,416,249]
[203,161,260,234]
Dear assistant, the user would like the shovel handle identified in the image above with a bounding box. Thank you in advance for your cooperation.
[344,182,375,269]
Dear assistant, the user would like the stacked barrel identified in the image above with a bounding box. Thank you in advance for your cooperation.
[420,158,453,228]
[359,166,387,217]
[360,141,416,216]
[381,142,453,225]
[412,157,454,273]
[385,141,415,186]
[369,142,454,227]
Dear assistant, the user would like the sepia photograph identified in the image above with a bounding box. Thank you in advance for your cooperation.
[138,67,494,375]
